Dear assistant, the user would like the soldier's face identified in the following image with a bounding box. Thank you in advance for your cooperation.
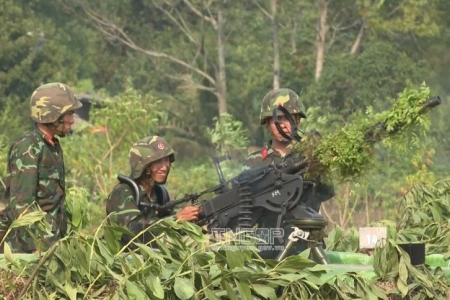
[267,115,301,142]
[54,111,75,137]
[149,156,171,184]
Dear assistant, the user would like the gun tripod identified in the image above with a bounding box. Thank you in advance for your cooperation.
[275,217,329,264]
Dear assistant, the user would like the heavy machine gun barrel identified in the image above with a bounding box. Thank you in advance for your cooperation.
[364,96,442,144]
[420,96,441,111]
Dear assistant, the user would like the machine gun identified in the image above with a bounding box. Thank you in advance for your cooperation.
[117,155,330,264]
[195,156,329,263]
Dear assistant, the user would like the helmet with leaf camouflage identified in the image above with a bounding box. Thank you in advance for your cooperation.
[129,136,175,179]
[30,82,83,124]
[259,88,306,125]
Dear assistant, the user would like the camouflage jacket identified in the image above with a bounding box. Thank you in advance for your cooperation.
[0,127,66,253]
[105,182,172,248]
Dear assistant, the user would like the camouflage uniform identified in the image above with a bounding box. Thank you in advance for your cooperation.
[0,83,82,253]
[243,88,335,259]
[106,136,175,248]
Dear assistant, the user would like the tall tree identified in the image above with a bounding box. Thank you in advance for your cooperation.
[253,0,281,89]
[315,0,328,79]
[71,0,230,117]
[0,0,81,140]
[0,0,78,103]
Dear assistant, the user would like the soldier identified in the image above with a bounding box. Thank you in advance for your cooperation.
[244,88,335,259]
[0,82,82,253]
[106,135,200,249]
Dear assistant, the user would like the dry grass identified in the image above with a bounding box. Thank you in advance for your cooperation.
[0,269,27,300]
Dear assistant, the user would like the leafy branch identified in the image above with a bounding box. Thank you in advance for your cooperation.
[296,82,441,181]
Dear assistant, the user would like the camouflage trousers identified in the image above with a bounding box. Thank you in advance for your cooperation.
[0,204,67,254]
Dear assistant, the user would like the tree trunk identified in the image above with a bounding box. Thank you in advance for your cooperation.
[350,20,366,55]
[271,0,280,90]
[315,0,328,80]
[216,0,227,115]
[290,8,301,54]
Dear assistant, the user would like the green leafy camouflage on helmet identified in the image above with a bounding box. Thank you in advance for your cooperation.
[30,82,83,124]
[259,88,307,125]
[129,136,175,179]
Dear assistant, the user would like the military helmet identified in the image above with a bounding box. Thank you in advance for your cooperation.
[30,82,82,123]
[259,88,306,125]
[129,135,175,179]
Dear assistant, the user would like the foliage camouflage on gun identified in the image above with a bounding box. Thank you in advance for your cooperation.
[294,84,442,179]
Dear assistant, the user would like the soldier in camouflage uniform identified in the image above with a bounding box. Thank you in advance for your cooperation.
[243,88,335,259]
[106,135,200,249]
[0,82,82,253]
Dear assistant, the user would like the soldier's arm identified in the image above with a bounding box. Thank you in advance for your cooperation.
[6,141,39,219]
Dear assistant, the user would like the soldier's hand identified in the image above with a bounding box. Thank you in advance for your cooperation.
[176,206,200,222]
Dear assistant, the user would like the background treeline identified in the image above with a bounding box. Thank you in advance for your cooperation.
[1,0,449,231]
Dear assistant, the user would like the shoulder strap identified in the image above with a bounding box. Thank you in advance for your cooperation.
[117,174,144,207]
[153,185,170,206]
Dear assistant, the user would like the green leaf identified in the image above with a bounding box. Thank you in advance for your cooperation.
[96,237,114,266]
[192,251,214,267]
[302,274,325,286]
[225,250,245,269]
[10,211,47,228]
[103,227,121,255]
[234,279,251,300]
[135,243,166,263]
[370,283,389,300]
[274,256,316,272]
[251,283,277,300]
[46,272,66,294]
[36,290,47,300]
[298,248,311,259]
[306,264,331,272]
[64,282,77,300]
[221,279,238,300]
[397,256,409,296]
[174,277,195,300]
[125,280,148,300]
[203,289,221,300]
[145,275,164,299]
[3,242,14,264]
[278,273,308,282]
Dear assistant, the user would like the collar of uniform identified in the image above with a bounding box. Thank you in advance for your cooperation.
[264,140,281,158]
[266,140,293,159]
[34,126,57,147]
[261,142,274,160]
